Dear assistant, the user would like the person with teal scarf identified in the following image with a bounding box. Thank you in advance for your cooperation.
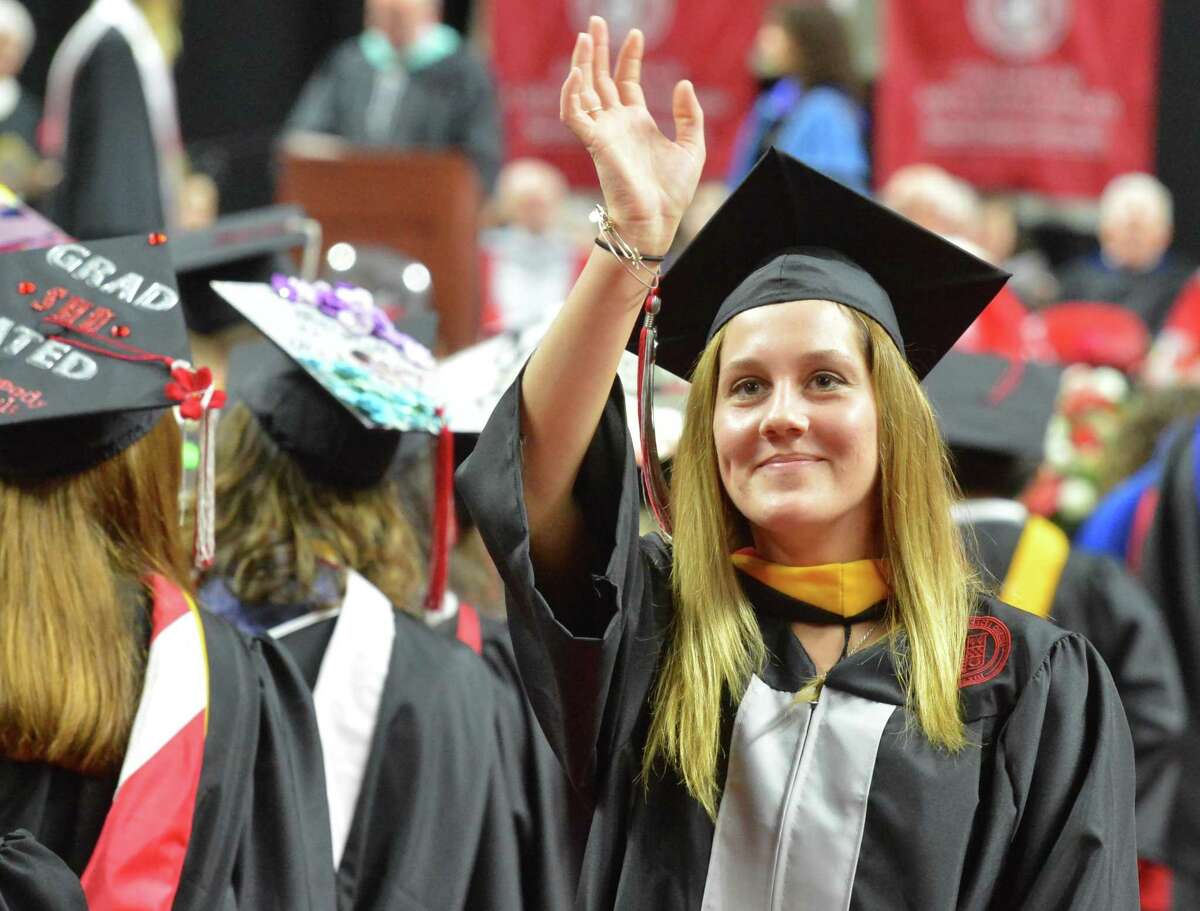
[285,0,501,192]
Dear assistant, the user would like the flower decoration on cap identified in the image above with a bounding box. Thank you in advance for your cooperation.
[165,364,228,421]
[270,273,442,433]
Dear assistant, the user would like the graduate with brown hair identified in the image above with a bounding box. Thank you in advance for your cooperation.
[200,277,525,910]
[0,234,334,909]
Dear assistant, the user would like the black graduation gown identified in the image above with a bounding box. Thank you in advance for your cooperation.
[961,505,1186,866]
[278,604,524,911]
[0,830,86,910]
[431,608,590,911]
[47,29,166,239]
[0,609,336,910]
[1138,420,1200,890]
[457,376,1140,910]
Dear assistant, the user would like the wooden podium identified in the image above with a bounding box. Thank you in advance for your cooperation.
[276,145,482,353]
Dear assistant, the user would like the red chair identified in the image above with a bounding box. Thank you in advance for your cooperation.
[1039,301,1149,372]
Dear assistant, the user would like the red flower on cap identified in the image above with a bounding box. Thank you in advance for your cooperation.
[165,365,227,420]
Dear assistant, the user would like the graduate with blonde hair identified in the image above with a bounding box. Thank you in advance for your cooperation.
[458,16,1138,909]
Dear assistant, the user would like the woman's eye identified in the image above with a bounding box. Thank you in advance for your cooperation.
[810,372,843,390]
[731,379,764,398]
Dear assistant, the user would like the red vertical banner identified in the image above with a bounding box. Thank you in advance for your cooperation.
[877,0,1161,197]
[491,0,765,186]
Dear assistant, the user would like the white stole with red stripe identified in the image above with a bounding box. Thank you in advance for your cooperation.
[270,570,395,869]
[80,574,209,911]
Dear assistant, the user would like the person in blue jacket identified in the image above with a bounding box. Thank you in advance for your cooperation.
[727,3,868,193]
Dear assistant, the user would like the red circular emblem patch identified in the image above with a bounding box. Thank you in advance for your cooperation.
[960,615,1012,688]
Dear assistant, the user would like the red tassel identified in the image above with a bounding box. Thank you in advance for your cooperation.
[637,290,672,536]
[424,411,455,613]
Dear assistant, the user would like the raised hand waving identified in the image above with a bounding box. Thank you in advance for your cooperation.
[560,16,706,257]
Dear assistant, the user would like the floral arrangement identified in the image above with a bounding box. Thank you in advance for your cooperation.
[1022,365,1130,530]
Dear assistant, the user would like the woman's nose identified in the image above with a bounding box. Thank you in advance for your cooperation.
[760,385,809,438]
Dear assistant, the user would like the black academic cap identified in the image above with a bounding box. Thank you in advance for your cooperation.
[635,149,1010,380]
[0,233,191,478]
[216,279,441,489]
[173,206,310,334]
[924,351,1064,461]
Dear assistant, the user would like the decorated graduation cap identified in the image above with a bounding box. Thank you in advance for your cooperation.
[628,149,1010,534]
[0,186,73,253]
[924,351,1064,462]
[215,275,454,612]
[172,206,312,334]
[0,231,227,565]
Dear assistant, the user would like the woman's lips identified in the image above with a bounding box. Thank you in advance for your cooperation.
[756,454,823,470]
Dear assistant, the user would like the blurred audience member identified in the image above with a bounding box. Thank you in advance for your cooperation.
[880,163,979,239]
[882,163,1053,362]
[42,0,186,238]
[1056,173,1195,335]
[285,0,502,192]
[479,158,584,334]
[0,2,36,154]
[978,195,1059,308]
[727,3,868,192]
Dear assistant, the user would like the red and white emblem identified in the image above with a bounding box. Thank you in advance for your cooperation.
[967,0,1073,62]
[960,615,1012,687]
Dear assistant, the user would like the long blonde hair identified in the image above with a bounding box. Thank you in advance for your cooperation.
[0,413,188,774]
[643,305,977,817]
[207,403,424,613]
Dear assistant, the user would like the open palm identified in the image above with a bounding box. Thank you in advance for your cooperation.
[560,17,707,255]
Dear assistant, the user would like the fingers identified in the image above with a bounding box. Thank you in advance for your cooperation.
[613,29,646,108]
[672,79,706,157]
[589,16,620,107]
[559,67,595,145]
[570,31,603,113]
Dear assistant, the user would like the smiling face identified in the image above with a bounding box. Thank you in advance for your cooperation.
[712,299,880,564]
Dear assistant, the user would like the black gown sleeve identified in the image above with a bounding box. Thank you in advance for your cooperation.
[992,633,1140,910]
[457,373,668,794]
[50,30,165,238]
[0,830,85,910]
[480,619,589,911]
[1055,553,1185,865]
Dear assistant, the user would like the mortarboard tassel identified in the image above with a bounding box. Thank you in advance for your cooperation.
[424,409,455,613]
[162,362,227,571]
[637,289,672,538]
[193,401,220,572]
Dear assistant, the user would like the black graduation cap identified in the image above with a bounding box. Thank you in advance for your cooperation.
[220,276,456,613]
[0,233,193,478]
[628,150,1010,535]
[631,149,1010,381]
[215,278,442,489]
[173,206,311,334]
[924,351,1063,461]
